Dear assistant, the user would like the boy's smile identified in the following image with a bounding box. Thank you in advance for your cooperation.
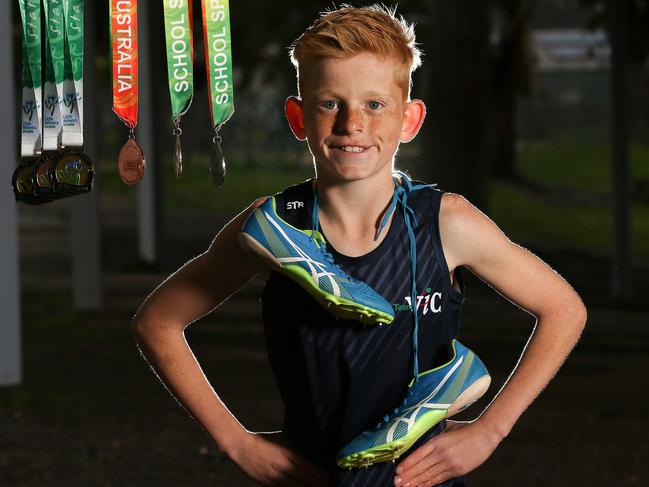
[285,53,426,183]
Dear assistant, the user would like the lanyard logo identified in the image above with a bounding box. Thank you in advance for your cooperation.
[22,100,37,121]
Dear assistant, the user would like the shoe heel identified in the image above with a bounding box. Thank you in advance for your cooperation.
[446,375,491,418]
[238,232,282,271]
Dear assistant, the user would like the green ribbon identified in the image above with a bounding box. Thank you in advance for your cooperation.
[19,0,42,90]
[63,0,84,82]
[163,0,194,123]
[202,0,234,132]
[18,0,43,157]
[43,0,65,150]
[61,0,84,147]
[45,0,65,85]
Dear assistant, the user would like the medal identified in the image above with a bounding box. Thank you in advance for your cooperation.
[12,159,45,205]
[111,0,146,185]
[201,0,234,188]
[118,133,146,185]
[163,0,194,179]
[52,148,94,195]
[210,132,225,187]
[15,0,48,205]
[55,0,94,196]
[33,152,66,200]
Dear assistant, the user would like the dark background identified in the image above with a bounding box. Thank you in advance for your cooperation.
[1,1,648,485]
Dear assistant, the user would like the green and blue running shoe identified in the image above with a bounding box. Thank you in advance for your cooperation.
[336,339,491,468]
[238,197,395,325]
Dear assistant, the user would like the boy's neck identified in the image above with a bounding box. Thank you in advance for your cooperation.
[313,170,397,255]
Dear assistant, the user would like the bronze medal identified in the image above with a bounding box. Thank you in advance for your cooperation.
[118,137,146,185]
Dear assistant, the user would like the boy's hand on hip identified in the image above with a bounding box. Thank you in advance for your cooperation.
[393,420,500,487]
[229,431,330,486]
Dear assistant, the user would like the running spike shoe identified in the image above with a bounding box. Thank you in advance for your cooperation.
[238,197,395,325]
[336,339,491,468]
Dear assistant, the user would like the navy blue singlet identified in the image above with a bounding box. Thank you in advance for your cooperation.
[261,179,467,487]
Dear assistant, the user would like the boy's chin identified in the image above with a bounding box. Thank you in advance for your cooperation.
[316,161,394,183]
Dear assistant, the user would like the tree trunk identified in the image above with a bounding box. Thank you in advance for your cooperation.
[416,0,491,209]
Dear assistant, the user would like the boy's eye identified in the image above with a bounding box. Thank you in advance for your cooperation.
[321,100,338,110]
[368,101,383,110]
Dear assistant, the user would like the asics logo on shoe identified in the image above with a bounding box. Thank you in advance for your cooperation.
[384,357,463,443]
[264,211,342,296]
[286,200,304,210]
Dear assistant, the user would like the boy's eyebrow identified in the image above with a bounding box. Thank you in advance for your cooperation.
[310,89,397,100]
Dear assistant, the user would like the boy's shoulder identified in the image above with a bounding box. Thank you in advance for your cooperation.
[438,191,477,241]
[438,191,476,226]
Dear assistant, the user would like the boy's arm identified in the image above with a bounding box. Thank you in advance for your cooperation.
[132,198,329,487]
[395,193,587,487]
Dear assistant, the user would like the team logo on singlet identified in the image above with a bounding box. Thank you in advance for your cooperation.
[393,287,442,314]
[286,201,304,210]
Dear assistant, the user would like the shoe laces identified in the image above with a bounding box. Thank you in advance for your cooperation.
[375,172,436,381]
[360,390,415,437]
[311,173,437,380]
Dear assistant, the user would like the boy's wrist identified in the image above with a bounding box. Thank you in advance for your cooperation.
[212,426,251,460]
[474,414,511,445]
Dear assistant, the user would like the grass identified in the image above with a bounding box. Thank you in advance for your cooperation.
[493,141,649,259]
[489,179,649,258]
[516,141,649,194]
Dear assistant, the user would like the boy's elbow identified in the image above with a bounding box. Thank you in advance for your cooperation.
[131,311,156,344]
[131,315,147,343]
[577,302,588,329]
[569,297,588,335]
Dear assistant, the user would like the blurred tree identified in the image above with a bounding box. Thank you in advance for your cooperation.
[487,0,537,181]
[415,1,491,207]
[579,0,649,141]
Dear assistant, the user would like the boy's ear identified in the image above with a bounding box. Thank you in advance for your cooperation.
[285,96,307,140]
[400,99,427,143]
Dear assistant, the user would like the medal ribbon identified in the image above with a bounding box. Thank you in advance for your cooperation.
[18,0,43,157]
[110,0,139,129]
[201,0,234,133]
[43,0,65,151]
[163,0,194,124]
[61,0,84,147]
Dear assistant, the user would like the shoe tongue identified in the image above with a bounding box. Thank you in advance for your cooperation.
[304,229,327,247]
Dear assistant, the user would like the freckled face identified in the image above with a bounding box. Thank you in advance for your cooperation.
[299,53,408,182]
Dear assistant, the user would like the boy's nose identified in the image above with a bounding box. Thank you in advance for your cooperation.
[334,107,364,134]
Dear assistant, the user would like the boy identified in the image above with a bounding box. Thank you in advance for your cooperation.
[132,5,587,487]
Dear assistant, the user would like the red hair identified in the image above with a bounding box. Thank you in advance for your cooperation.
[289,4,422,100]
